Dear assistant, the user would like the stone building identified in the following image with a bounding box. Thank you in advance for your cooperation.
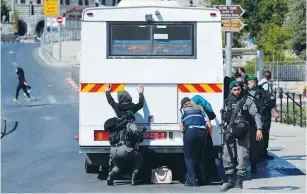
[5,0,211,36]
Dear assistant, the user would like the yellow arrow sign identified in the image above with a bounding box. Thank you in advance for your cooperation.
[221,19,245,32]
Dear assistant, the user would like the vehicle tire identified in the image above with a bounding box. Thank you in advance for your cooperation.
[85,160,99,173]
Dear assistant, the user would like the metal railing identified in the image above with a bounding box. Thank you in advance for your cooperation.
[274,88,306,127]
[40,28,81,62]
[242,61,306,81]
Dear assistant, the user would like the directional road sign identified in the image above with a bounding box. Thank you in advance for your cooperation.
[214,5,245,18]
[221,19,245,32]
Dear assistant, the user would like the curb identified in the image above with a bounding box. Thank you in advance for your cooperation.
[37,47,52,66]
[1,40,21,43]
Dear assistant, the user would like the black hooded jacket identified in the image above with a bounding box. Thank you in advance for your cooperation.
[106,90,144,118]
[16,67,26,85]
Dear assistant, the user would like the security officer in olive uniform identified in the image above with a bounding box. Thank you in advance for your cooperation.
[247,76,265,173]
[221,80,263,192]
[104,112,144,186]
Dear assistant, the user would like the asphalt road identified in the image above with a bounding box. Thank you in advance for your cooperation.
[1,43,221,193]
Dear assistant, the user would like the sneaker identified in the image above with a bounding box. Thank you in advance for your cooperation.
[24,90,31,96]
[26,98,31,102]
[12,98,20,103]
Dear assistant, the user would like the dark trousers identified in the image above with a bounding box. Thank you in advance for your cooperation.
[15,84,30,99]
[203,134,220,181]
[249,127,264,164]
[184,127,207,185]
[263,131,270,155]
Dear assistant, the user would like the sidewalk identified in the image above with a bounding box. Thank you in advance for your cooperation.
[38,40,80,84]
[239,122,306,193]
[38,40,80,69]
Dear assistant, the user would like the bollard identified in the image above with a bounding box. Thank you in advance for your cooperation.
[299,94,303,127]
[286,92,289,124]
[293,93,296,126]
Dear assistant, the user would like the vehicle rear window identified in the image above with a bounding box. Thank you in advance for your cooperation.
[108,23,196,58]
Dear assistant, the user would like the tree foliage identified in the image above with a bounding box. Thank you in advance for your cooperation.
[210,0,293,60]
[286,0,306,59]
[256,24,291,61]
[1,2,11,22]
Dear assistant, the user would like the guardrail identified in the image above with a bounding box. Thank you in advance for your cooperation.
[274,88,306,127]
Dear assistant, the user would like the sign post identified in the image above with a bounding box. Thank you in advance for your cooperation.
[214,3,246,77]
[56,16,63,61]
[44,0,58,58]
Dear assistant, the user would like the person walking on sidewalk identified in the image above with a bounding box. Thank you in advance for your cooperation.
[13,67,31,102]
[258,71,280,160]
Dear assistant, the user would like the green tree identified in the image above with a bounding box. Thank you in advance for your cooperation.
[256,23,291,61]
[1,2,11,22]
[287,0,306,59]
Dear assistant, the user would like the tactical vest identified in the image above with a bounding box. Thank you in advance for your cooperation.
[109,130,120,146]
[226,96,250,139]
[181,107,206,128]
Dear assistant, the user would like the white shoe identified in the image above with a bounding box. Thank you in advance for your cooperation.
[24,90,31,96]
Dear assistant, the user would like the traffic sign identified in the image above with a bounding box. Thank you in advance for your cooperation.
[214,5,245,18]
[44,0,58,16]
[221,19,245,32]
[56,16,63,24]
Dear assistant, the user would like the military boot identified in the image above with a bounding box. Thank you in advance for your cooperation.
[106,171,116,186]
[235,175,244,189]
[131,169,139,186]
[220,174,236,192]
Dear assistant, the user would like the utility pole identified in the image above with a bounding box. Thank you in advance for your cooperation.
[225,0,232,77]
[58,0,62,61]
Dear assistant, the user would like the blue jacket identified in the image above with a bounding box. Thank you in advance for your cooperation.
[180,107,207,128]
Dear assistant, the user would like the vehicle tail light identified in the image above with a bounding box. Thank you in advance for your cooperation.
[94,130,109,141]
[210,12,217,17]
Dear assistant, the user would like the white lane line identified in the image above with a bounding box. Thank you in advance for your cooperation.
[47,95,57,104]
[8,51,15,54]
[11,62,18,66]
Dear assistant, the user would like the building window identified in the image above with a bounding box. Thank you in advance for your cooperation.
[85,0,89,5]
[108,22,196,58]
[37,0,41,4]
[60,0,63,5]
[20,0,26,4]
[78,0,82,5]
[65,0,70,5]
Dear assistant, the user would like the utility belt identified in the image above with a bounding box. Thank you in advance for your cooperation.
[111,142,125,147]
[111,142,135,148]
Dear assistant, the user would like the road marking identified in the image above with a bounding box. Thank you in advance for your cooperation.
[47,95,57,104]
[8,51,14,54]
[11,62,18,66]
[66,78,79,93]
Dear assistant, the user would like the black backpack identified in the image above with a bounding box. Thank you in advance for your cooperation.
[251,85,276,114]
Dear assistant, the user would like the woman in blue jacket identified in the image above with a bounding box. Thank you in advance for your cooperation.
[180,97,212,186]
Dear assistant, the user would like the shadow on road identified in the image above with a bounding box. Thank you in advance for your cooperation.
[1,120,19,139]
[246,151,306,181]
[248,185,300,191]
